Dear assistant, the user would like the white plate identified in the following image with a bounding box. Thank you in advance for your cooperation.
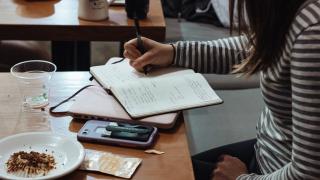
[0,132,85,180]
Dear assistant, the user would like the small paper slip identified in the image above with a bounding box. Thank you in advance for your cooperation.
[79,149,142,179]
[145,149,165,155]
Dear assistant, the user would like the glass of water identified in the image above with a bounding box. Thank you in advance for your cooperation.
[10,60,57,108]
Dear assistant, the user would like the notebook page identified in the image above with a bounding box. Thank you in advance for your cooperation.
[90,57,194,89]
[111,73,222,118]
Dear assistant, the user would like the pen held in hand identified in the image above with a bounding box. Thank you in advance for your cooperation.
[134,17,153,75]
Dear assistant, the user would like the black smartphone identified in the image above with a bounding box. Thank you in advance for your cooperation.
[77,120,158,149]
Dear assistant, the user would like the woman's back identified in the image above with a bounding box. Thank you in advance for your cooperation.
[257,0,320,178]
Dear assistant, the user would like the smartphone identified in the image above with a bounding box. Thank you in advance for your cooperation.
[77,120,158,149]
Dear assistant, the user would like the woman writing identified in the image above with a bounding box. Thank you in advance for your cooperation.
[124,0,320,179]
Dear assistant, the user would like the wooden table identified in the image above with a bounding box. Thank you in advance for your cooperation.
[0,72,194,180]
[0,0,166,70]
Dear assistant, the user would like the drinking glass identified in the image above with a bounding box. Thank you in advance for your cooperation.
[10,60,56,108]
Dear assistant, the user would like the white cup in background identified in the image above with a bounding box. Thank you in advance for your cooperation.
[78,0,116,21]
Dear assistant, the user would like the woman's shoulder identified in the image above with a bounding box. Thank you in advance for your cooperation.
[292,0,320,34]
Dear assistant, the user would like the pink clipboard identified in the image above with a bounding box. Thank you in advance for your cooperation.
[50,83,180,129]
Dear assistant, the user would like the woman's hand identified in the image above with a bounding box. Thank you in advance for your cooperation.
[123,37,174,72]
[212,155,248,180]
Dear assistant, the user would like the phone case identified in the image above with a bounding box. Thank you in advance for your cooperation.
[77,120,158,149]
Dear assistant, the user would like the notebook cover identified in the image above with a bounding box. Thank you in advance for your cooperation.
[51,84,180,129]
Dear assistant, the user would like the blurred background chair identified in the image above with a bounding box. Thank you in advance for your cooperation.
[0,40,50,71]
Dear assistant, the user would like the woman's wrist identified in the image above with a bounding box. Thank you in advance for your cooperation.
[159,43,173,67]
[163,43,175,67]
[169,43,176,65]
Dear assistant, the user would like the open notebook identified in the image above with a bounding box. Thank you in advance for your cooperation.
[90,57,223,118]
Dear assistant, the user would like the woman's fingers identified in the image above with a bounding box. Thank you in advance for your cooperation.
[217,154,228,162]
[132,51,154,69]
[212,155,248,180]
[124,50,138,61]
[124,37,172,71]
[124,39,138,59]
[124,38,138,49]
[124,43,141,57]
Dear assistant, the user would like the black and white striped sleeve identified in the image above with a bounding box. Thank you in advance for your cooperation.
[172,36,248,74]
[238,24,320,180]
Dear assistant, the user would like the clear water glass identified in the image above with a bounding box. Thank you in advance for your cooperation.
[10,60,56,108]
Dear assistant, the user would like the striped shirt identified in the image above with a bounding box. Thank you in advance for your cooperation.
[173,0,320,179]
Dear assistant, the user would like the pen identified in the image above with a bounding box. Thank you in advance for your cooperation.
[133,16,152,75]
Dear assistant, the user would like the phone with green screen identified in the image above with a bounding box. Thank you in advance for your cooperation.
[77,120,158,149]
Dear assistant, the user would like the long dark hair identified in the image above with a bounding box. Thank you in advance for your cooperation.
[230,0,305,75]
